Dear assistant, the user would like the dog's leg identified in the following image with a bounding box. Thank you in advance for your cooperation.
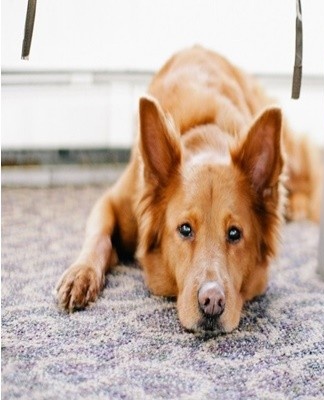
[56,189,119,311]
[284,132,322,223]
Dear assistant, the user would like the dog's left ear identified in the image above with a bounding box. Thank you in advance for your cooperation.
[139,96,181,185]
[233,107,283,195]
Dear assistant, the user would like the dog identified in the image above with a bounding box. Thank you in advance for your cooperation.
[56,46,321,333]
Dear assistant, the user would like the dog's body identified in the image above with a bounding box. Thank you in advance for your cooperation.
[57,46,321,332]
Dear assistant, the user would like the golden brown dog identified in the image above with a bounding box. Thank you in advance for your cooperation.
[56,46,321,332]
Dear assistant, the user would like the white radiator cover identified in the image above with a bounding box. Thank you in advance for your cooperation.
[2,73,323,149]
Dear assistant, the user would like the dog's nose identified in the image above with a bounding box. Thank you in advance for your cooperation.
[198,281,225,316]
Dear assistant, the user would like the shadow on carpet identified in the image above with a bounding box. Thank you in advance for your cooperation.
[2,186,324,400]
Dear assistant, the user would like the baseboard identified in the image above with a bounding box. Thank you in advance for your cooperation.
[1,148,131,166]
[2,148,323,188]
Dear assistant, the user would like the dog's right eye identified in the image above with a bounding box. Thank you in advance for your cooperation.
[178,223,193,239]
[227,226,242,244]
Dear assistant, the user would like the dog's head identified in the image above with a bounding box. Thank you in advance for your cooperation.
[137,96,284,333]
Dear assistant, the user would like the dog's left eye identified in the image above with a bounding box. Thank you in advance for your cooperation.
[178,223,193,239]
[227,226,242,243]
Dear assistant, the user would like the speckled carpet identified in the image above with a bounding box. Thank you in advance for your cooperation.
[2,186,324,399]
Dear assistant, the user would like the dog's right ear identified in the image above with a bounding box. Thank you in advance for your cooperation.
[139,96,181,185]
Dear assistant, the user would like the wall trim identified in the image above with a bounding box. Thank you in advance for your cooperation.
[2,70,323,87]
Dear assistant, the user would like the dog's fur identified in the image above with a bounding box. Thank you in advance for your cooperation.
[57,46,321,332]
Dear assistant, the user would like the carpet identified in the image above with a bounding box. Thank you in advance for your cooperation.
[2,185,324,399]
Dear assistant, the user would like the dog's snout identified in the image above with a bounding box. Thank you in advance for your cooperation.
[198,281,225,316]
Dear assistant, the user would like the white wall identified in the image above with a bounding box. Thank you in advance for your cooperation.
[2,0,324,149]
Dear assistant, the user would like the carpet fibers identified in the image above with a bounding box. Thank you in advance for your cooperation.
[2,186,324,399]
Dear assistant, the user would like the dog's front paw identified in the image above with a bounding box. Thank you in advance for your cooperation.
[56,264,104,312]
